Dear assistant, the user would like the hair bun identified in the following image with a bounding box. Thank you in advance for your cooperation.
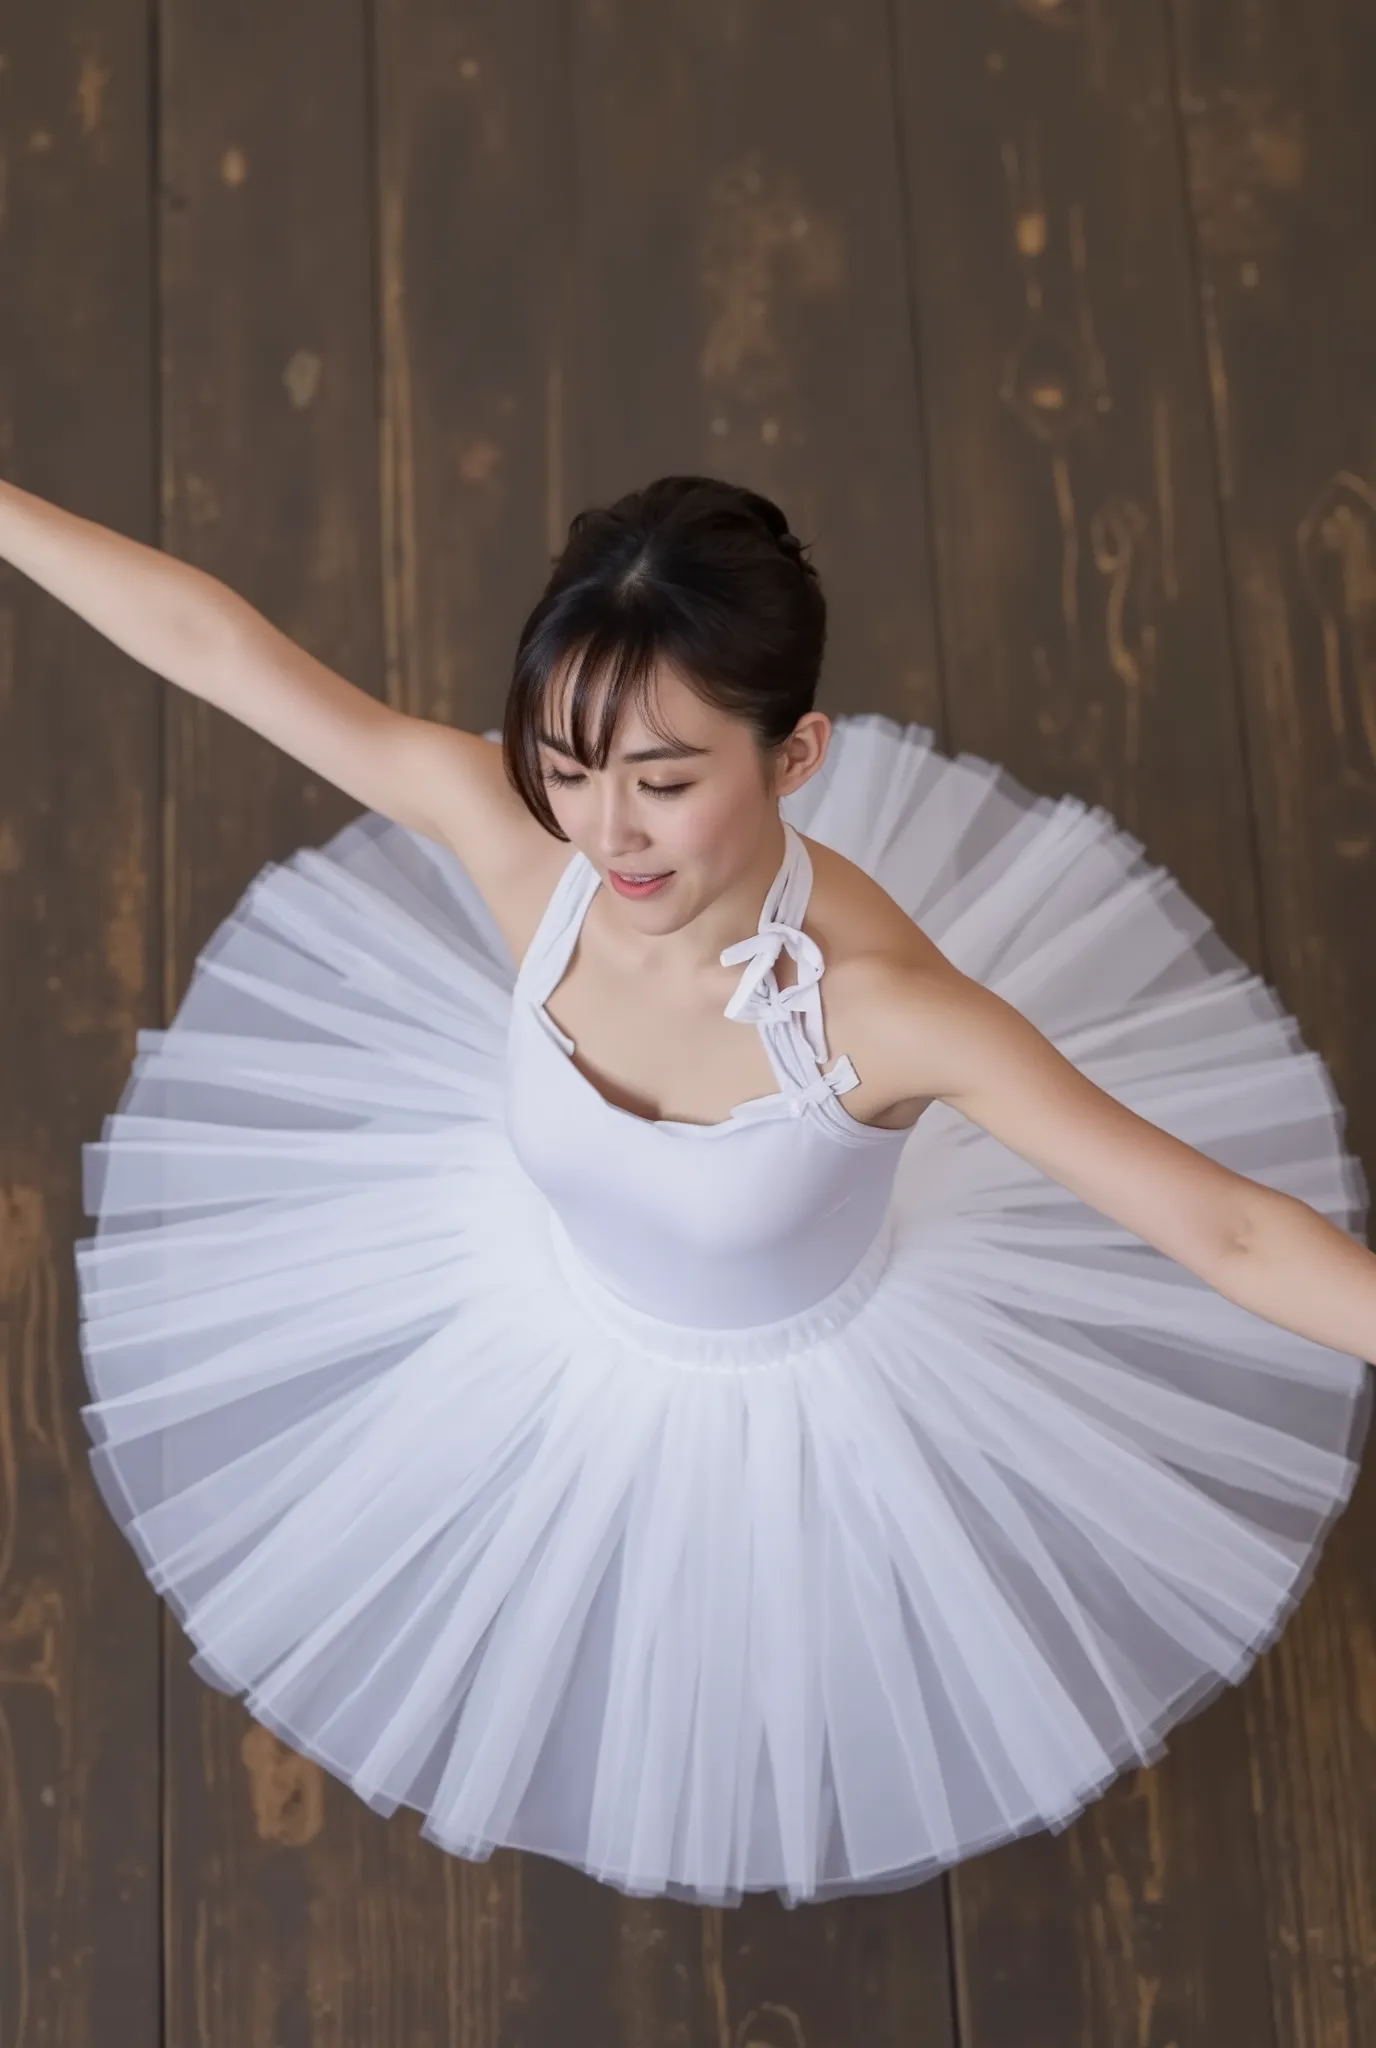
[777,529,818,580]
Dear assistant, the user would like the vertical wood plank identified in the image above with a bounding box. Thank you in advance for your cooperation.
[568,0,941,730]
[893,1,1292,2041]
[1172,4,1376,2041]
[157,4,454,2040]
[0,7,162,2044]
[375,0,570,738]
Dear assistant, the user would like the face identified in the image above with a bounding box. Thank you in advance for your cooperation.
[536,659,830,923]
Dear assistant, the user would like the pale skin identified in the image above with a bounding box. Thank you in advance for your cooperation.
[2,474,1375,1363]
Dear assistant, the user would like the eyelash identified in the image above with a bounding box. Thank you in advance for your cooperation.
[542,768,690,799]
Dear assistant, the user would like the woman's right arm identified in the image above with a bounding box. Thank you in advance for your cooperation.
[0,477,535,866]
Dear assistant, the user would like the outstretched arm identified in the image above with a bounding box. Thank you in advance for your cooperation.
[871,956,1376,1365]
[0,477,529,862]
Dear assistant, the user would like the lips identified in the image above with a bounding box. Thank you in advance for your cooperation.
[608,868,674,898]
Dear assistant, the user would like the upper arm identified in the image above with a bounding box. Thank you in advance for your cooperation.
[196,603,546,878]
[877,960,1257,1279]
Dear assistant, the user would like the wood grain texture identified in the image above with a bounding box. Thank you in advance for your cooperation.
[374,0,569,736]
[1172,3,1376,2041]
[0,5,162,2044]
[564,0,940,729]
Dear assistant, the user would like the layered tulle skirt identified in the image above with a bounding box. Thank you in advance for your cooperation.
[74,713,1372,1907]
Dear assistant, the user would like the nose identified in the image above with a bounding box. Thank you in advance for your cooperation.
[594,783,653,863]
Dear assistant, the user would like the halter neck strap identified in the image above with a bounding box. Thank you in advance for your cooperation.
[718,823,829,1064]
[515,817,869,1130]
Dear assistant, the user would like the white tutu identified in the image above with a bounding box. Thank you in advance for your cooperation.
[74,712,1372,1908]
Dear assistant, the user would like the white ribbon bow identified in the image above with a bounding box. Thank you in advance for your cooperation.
[719,920,828,1061]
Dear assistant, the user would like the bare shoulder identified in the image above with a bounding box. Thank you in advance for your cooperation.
[801,833,952,981]
[801,832,980,1119]
[398,721,570,959]
[807,835,1071,1113]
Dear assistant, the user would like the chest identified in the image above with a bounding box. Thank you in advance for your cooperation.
[541,920,926,1133]
[543,961,783,1126]
[503,990,909,1328]
[497,835,935,1135]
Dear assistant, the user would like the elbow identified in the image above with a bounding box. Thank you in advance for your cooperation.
[1208,1184,1296,1283]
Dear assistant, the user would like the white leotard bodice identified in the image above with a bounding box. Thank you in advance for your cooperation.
[505,820,912,1329]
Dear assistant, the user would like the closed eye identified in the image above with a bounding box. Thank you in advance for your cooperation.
[542,768,690,798]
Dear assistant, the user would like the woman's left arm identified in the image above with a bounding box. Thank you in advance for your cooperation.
[869,958,1376,1364]
[1214,1193,1376,1359]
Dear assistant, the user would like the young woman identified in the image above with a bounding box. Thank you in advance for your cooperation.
[3,470,1372,1909]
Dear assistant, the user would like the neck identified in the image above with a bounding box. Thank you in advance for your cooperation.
[600,814,790,982]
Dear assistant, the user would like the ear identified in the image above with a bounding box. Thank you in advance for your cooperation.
[770,711,831,798]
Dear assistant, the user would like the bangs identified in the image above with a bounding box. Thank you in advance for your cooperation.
[506,619,709,839]
[539,632,689,770]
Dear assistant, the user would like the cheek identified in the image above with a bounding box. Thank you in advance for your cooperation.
[542,792,576,842]
[675,788,729,843]
[674,786,757,864]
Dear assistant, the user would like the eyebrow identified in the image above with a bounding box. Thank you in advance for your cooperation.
[537,728,711,765]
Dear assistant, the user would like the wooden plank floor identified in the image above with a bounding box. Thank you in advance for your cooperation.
[1,2,1372,2042]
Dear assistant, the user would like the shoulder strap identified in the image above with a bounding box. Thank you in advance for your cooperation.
[716,822,828,1056]
[512,848,597,1007]
[717,823,865,1116]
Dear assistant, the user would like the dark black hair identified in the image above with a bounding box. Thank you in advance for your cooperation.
[502,474,826,839]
